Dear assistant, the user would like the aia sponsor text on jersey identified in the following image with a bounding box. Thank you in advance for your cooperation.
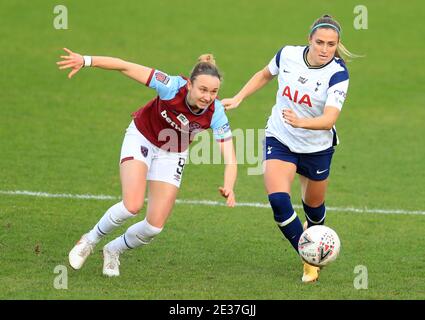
[282,85,312,107]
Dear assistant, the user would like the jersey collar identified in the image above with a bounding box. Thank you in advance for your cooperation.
[303,46,334,69]
[184,96,210,116]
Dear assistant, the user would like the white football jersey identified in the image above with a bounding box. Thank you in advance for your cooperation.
[265,45,349,153]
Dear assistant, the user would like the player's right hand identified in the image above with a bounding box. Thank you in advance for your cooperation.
[218,187,236,208]
[56,48,84,79]
[221,97,242,111]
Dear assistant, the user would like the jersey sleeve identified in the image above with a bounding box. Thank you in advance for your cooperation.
[210,100,232,141]
[325,69,349,110]
[146,69,187,100]
[267,47,284,76]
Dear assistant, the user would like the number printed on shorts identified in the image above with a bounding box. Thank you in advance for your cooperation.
[174,158,186,181]
[176,157,185,175]
[174,157,186,182]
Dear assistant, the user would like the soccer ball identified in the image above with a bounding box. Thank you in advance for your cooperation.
[298,225,341,267]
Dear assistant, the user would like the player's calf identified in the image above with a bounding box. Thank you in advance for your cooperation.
[269,192,303,252]
[302,201,326,228]
[86,201,136,244]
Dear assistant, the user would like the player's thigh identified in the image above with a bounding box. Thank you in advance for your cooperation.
[120,160,148,213]
[299,175,329,207]
[264,159,297,195]
[145,180,179,228]
[119,121,154,213]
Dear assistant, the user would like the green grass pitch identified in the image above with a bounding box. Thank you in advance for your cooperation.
[0,0,424,299]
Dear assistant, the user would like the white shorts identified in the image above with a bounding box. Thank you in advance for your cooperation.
[120,121,188,188]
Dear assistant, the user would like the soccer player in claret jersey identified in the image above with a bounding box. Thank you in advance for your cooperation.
[57,49,237,276]
[223,15,357,282]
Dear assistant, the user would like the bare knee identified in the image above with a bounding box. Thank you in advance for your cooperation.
[303,197,325,208]
[303,190,325,207]
[122,199,144,214]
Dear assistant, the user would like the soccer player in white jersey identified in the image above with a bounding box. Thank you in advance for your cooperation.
[223,15,357,282]
[57,50,237,276]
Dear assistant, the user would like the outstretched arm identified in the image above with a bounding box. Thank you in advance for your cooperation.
[56,48,152,84]
[221,66,274,110]
[217,138,237,207]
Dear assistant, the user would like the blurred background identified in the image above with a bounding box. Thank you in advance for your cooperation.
[0,0,424,299]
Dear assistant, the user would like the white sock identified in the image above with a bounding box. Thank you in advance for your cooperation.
[106,218,162,253]
[86,201,135,244]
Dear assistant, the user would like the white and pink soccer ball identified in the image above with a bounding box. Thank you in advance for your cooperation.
[298,225,341,267]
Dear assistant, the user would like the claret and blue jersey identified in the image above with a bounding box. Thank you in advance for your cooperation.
[132,69,232,153]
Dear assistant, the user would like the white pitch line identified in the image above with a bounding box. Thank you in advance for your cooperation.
[1,190,425,216]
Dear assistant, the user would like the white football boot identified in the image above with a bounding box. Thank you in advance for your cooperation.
[68,234,95,270]
[103,246,121,277]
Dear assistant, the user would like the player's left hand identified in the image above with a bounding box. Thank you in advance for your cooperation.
[282,109,303,128]
[218,187,236,207]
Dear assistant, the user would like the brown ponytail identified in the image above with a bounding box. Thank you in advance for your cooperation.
[190,54,222,82]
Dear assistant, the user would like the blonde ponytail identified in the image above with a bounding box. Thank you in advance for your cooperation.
[337,42,364,62]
